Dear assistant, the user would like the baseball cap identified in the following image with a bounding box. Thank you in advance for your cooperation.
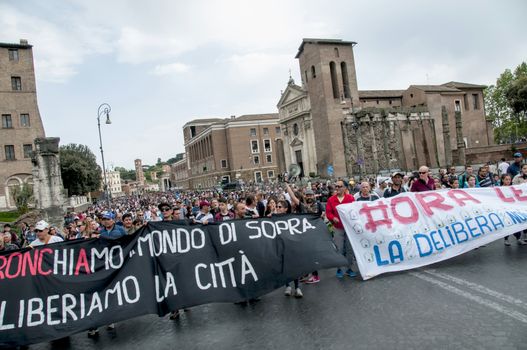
[101,212,115,220]
[199,200,210,207]
[305,189,315,195]
[35,220,49,231]
[514,152,522,158]
[391,171,404,177]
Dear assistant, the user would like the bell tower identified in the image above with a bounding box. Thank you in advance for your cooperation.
[296,38,360,177]
[135,159,145,184]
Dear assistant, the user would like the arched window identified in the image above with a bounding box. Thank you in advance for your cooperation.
[329,61,339,99]
[293,123,299,136]
[341,62,350,99]
[311,65,316,78]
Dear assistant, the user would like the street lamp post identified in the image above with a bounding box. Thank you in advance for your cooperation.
[97,103,112,208]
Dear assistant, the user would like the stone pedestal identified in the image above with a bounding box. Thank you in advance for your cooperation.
[31,137,65,228]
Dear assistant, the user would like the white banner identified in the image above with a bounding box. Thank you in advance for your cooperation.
[337,185,527,280]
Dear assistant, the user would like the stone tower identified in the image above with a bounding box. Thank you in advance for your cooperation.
[135,159,145,184]
[296,38,360,177]
[0,39,46,209]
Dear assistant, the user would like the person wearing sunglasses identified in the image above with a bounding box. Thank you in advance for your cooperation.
[410,166,435,192]
[30,220,64,247]
[325,179,357,279]
[158,203,174,221]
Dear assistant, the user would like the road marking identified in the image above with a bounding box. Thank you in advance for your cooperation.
[409,272,527,324]
[423,269,527,311]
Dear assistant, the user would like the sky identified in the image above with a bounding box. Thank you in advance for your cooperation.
[1,0,527,169]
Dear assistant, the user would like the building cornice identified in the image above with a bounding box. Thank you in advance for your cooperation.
[280,111,311,124]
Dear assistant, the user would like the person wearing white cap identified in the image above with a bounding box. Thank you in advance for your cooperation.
[30,220,64,247]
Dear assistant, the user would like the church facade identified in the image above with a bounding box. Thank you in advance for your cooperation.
[277,38,493,178]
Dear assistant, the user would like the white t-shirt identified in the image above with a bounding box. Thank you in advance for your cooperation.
[195,212,214,223]
[30,235,63,247]
[498,162,509,175]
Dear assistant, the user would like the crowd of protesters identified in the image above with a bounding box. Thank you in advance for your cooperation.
[1,152,526,336]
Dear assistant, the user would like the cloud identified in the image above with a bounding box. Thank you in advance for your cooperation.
[150,62,191,76]
[224,52,295,82]
[116,26,193,64]
[0,3,112,83]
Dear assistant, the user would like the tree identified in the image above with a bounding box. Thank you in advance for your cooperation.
[10,184,33,214]
[506,75,527,115]
[59,144,102,196]
[114,166,137,181]
[484,62,527,143]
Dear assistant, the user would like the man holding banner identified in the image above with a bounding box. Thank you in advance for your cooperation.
[411,166,435,192]
[326,179,357,278]
[337,183,527,280]
[99,212,127,239]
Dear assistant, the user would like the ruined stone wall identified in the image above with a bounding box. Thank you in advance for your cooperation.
[342,108,436,178]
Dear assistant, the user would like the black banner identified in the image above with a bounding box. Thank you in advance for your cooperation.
[0,215,346,347]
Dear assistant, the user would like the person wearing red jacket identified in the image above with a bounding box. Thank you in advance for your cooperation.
[410,166,435,192]
[325,179,357,278]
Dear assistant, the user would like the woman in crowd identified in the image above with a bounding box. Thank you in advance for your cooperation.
[448,177,460,189]
[512,163,527,185]
[264,196,278,217]
[464,175,479,188]
[83,220,100,239]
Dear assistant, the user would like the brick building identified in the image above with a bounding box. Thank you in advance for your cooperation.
[278,38,493,178]
[181,114,281,189]
[171,154,189,190]
[0,40,46,209]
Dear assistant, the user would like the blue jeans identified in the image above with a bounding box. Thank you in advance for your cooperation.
[333,228,354,270]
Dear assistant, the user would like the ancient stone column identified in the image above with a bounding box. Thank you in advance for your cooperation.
[275,138,287,175]
[455,110,466,165]
[31,137,65,228]
[441,106,453,167]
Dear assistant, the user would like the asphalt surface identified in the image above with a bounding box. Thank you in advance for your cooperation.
[28,239,527,350]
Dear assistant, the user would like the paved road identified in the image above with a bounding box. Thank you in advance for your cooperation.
[30,240,527,350]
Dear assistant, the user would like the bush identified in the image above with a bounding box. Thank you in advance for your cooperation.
[0,210,19,223]
[10,184,33,214]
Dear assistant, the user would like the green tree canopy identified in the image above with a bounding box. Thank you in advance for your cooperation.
[485,62,527,143]
[59,144,102,196]
[114,166,137,181]
[505,66,527,115]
